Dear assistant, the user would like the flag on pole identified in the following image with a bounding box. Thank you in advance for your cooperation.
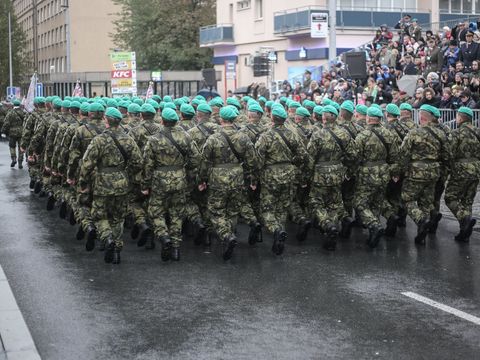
[23,73,37,113]
[72,80,83,97]
[145,81,154,99]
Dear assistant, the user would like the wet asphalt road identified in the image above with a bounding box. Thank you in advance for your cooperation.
[0,143,479,360]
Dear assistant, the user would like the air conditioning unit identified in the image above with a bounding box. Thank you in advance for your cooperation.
[245,55,254,67]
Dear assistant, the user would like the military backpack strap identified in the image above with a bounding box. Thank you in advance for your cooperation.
[325,127,346,153]
[219,131,242,164]
[246,125,260,143]
[142,122,155,136]
[296,123,312,139]
[107,132,130,165]
[119,123,129,134]
[390,122,404,140]
[370,127,390,158]
[160,130,188,159]
[272,128,295,156]
[197,123,213,139]
[340,123,356,139]
[425,126,444,151]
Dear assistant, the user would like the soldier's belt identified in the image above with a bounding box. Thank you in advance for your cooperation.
[315,160,341,166]
[98,166,125,173]
[266,161,292,167]
[361,160,387,166]
[155,165,184,171]
[213,163,241,168]
[412,159,438,164]
[456,158,477,163]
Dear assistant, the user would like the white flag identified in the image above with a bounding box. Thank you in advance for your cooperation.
[23,73,36,113]
[145,81,154,99]
[72,80,83,97]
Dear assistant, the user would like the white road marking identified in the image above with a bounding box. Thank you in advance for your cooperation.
[0,265,41,359]
[402,291,480,326]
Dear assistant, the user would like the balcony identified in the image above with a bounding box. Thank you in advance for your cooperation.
[199,24,234,47]
[273,6,431,35]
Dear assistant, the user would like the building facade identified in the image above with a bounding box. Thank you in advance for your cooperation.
[201,0,479,97]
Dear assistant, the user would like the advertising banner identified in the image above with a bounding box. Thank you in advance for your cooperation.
[110,52,137,95]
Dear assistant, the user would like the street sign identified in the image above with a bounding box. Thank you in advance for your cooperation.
[225,60,236,80]
[151,71,162,81]
[311,13,328,38]
[36,83,44,97]
[6,87,21,101]
[110,52,137,96]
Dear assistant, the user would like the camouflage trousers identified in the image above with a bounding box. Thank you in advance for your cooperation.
[386,176,407,219]
[401,178,437,225]
[433,173,448,216]
[289,184,310,224]
[354,179,394,227]
[76,191,94,232]
[147,191,186,247]
[91,195,128,249]
[341,177,356,217]
[191,187,212,230]
[260,183,293,234]
[444,178,479,221]
[8,136,23,162]
[309,184,343,230]
[129,190,148,226]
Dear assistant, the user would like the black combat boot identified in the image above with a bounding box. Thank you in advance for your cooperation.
[76,226,85,240]
[384,215,399,237]
[10,158,16,168]
[171,247,180,261]
[85,225,97,251]
[367,225,384,248]
[159,236,172,262]
[339,217,354,239]
[130,224,140,240]
[34,181,42,194]
[415,218,429,245]
[428,212,442,234]
[397,208,407,227]
[272,229,287,255]
[29,178,35,189]
[112,248,121,264]
[46,192,55,211]
[248,221,262,245]
[323,224,338,251]
[18,160,23,169]
[455,216,476,243]
[296,219,311,242]
[59,201,68,219]
[192,218,206,246]
[205,231,217,247]
[104,236,115,263]
[222,234,237,261]
[68,208,76,225]
[136,223,153,248]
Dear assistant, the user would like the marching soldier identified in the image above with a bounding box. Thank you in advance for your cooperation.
[2,99,25,168]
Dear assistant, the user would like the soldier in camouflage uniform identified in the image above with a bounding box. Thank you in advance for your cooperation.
[178,103,196,132]
[256,104,309,255]
[227,97,248,127]
[400,105,449,245]
[200,105,259,260]
[79,107,143,264]
[142,108,202,261]
[0,102,7,139]
[209,97,223,125]
[128,103,162,248]
[311,106,323,133]
[399,103,417,130]
[355,106,400,248]
[307,105,357,250]
[337,100,364,237]
[67,102,106,248]
[354,105,368,129]
[444,107,480,242]
[2,99,25,168]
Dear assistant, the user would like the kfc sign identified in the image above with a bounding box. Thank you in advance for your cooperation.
[111,70,132,79]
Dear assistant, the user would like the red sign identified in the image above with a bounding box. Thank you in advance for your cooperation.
[111,70,132,79]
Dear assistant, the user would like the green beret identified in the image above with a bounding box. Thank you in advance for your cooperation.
[288,101,301,109]
[296,106,311,118]
[35,97,46,104]
[64,96,72,101]
[355,104,368,115]
[279,97,288,104]
[313,105,324,116]
[386,104,400,116]
[195,95,206,101]
[163,102,177,110]
[265,101,274,109]
[70,101,81,109]
[128,103,142,114]
[220,105,238,121]
[62,100,71,108]
[88,102,105,112]
[323,105,338,117]
[258,96,267,104]
[151,95,162,103]
[271,104,287,119]
[399,103,413,112]
[53,98,63,108]
[226,97,241,109]
[331,102,340,111]
[163,95,173,103]
[303,100,316,109]
[96,99,106,106]
[420,104,440,118]
[105,107,122,120]
[340,100,355,114]
[118,101,129,109]
[162,108,179,122]
[242,96,251,103]
[367,106,383,118]
[180,103,196,116]
[140,103,156,115]
[231,106,240,116]
[458,106,473,118]
[197,103,212,114]
[159,101,165,109]
[46,96,53,103]
[248,103,264,114]
[146,99,160,110]
[370,104,382,110]
[174,98,185,108]
[106,99,118,108]
[191,98,202,107]
[322,98,332,106]
[80,103,90,113]
[12,99,21,106]
[133,98,143,106]
[209,98,223,108]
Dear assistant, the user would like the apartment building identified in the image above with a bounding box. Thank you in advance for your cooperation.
[201,0,480,97]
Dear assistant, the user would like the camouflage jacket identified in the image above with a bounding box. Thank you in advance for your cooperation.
[211,112,221,125]
[56,116,84,175]
[178,119,195,132]
[400,125,449,181]
[291,119,314,148]
[44,113,70,168]
[67,118,106,180]
[201,125,257,188]
[187,121,219,149]
[337,118,363,140]
[0,106,7,125]
[129,120,162,152]
[30,111,55,155]
[448,122,480,179]
[399,116,417,130]
[355,123,400,183]
[21,109,46,149]
[430,122,452,177]
[385,119,410,141]
[142,125,201,194]
[356,118,367,129]
[2,108,25,138]
[51,114,78,172]
[256,123,310,186]
[79,127,143,196]
[307,122,357,186]
[238,122,266,145]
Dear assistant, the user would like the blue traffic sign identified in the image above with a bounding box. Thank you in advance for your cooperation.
[6,86,21,101]
[36,83,44,97]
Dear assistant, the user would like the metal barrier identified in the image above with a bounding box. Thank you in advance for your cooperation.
[411,109,480,129]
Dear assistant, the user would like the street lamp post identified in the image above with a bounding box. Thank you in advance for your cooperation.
[8,11,13,88]
[328,0,337,69]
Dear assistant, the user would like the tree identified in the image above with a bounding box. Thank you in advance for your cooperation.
[112,0,215,71]
[0,0,27,99]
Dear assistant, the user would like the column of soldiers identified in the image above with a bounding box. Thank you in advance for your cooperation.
[1,92,478,265]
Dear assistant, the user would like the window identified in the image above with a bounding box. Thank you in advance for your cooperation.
[59,26,63,42]
[236,0,251,11]
[440,0,479,13]
[255,0,263,19]
[229,3,233,23]
[337,0,418,11]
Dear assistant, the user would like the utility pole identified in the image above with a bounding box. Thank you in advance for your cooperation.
[8,11,13,88]
[328,0,337,69]
[33,0,38,73]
